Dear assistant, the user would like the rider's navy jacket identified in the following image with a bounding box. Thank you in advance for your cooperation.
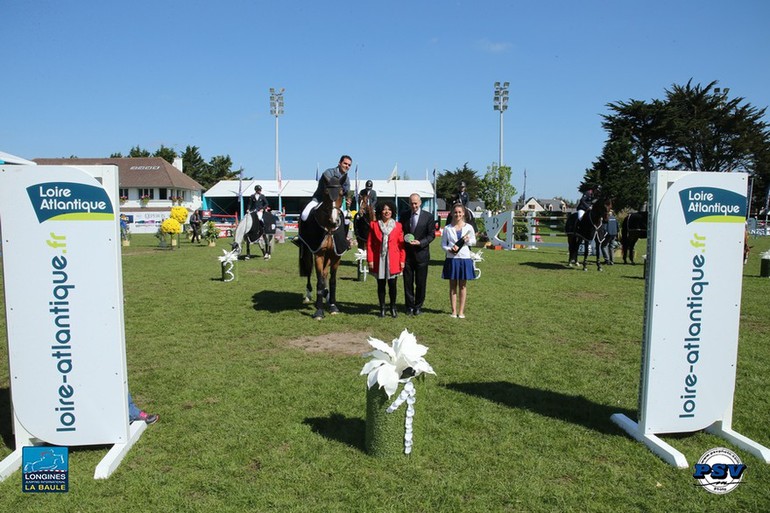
[312,166,350,202]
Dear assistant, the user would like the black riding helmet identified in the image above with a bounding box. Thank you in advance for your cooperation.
[365,180,373,188]
[255,185,262,192]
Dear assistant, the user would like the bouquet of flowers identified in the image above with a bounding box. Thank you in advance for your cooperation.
[361,329,435,455]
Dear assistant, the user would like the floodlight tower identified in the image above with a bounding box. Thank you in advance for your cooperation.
[493,81,509,167]
[269,88,285,182]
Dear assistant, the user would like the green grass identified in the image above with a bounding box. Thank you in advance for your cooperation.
[1,234,769,512]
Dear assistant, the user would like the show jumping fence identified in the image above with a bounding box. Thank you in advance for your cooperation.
[516,212,571,249]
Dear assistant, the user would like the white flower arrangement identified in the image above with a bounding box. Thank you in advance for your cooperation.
[218,249,238,282]
[361,329,435,398]
[361,329,435,454]
[218,249,238,265]
[354,248,368,262]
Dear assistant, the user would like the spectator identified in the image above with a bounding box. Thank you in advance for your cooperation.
[367,201,406,318]
[441,203,476,319]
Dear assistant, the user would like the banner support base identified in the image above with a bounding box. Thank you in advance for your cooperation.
[705,421,770,463]
[0,449,23,482]
[611,413,689,469]
[94,420,147,479]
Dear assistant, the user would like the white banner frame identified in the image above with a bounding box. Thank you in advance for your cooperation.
[0,164,145,480]
[612,170,770,468]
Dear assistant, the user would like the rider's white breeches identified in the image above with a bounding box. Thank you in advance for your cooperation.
[301,199,319,221]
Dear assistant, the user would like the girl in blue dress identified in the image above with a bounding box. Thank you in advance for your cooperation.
[441,203,476,318]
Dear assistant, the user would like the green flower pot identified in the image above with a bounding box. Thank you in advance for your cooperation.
[365,385,408,457]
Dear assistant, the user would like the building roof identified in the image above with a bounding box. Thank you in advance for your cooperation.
[205,179,435,198]
[33,157,203,190]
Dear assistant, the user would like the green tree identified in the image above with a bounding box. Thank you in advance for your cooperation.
[663,80,769,174]
[436,163,480,206]
[180,145,208,184]
[110,152,123,158]
[197,155,240,190]
[478,164,517,213]
[128,145,151,158]
[593,80,770,213]
[602,98,668,174]
[153,144,178,164]
[582,137,646,211]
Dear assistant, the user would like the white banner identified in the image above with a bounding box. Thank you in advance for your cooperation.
[124,211,168,234]
[640,170,747,434]
[0,165,129,446]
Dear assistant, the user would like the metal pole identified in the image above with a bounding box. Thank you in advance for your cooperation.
[499,108,504,167]
[274,115,279,182]
[493,81,509,168]
[270,87,285,214]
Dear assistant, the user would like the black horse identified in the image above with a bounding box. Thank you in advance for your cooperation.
[566,198,611,271]
[297,178,348,319]
[621,212,647,264]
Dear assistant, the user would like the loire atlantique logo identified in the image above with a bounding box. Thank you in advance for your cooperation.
[678,187,746,225]
[26,182,114,223]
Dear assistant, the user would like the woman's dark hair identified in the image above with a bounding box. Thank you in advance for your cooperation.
[375,200,397,220]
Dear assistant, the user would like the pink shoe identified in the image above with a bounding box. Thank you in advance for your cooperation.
[138,411,159,424]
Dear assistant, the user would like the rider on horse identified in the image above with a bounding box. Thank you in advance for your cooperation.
[301,155,351,221]
[456,181,469,208]
[576,185,600,221]
[248,185,269,225]
[299,155,352,248]
[364,179,377,207]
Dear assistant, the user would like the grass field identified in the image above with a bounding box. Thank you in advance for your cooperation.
[1,232,769,512]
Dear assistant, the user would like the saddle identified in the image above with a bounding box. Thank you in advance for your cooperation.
[298,214,347,256]
[244,212,263,244]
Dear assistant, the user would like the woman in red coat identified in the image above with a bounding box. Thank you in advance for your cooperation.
[367,200,406,318]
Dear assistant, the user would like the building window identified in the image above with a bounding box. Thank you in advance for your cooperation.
[139,188,154,200]
[119,188,129,199]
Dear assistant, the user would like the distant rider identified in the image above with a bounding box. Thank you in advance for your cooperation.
[576,187,597,221]
[248,184,269,223]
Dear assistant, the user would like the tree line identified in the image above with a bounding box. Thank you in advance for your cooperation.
[583,79,770,213]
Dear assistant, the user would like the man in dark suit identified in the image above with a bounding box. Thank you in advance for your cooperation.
[400,193,435,315]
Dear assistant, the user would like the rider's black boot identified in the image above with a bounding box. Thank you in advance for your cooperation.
[390,304,398,318]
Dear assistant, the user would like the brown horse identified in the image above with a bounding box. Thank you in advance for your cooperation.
[298,178,348,319]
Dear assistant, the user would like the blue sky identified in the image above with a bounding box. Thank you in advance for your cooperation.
[3,0,769,201]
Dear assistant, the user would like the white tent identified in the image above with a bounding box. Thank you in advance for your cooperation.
[204,179,435,200]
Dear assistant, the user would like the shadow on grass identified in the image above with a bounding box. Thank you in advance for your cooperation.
[443,381,635,436]
[303,413,366,452]
[0,388,13,449]
[519,262,572,270]
[252,290,309,313]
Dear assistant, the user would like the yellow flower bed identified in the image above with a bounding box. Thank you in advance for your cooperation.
[161,218,182,234]
[170,206,189,224]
